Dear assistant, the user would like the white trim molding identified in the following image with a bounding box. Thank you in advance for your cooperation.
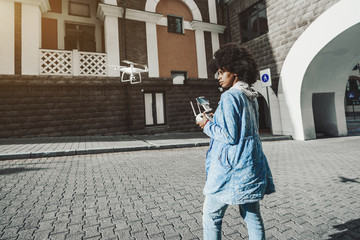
[97,3,163,23]
[0,1,15,74]
[97,3,123,21]
[126,8,163,23]
[190,20,225,34]
[145,0,202,21]
[15,0,50,13]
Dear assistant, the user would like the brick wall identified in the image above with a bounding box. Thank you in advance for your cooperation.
[0,75,220,137]
[221,0,340,94]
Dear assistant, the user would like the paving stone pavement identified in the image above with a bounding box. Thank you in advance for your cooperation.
[0,132,292,161]
[0,136,360,240]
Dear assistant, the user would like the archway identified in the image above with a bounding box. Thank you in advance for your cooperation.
[278,0,360,140]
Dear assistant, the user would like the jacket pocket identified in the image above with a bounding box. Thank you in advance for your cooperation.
[218,145,232,169]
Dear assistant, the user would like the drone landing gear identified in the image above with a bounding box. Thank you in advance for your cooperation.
[121,72,142,84]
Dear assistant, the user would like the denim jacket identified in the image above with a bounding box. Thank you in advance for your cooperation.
[203,85,275,205]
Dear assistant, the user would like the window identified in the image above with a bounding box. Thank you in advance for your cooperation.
[69,1,90,17]
[171,71,187,85]
[239,0,268,43]
[144,92,166,126]
[345,79,360,105]
[167,15,183,34]
[65,23,95,52]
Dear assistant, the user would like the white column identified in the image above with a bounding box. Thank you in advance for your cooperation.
[190,20,225,78]
[0,1,15,74]
[100,0,120,77]
[22,3,42,75]
[104,15,120,76]
[208,0,220,55]
[194,29,208,78]
[146,22,160,77]
[72,49,79,76]
[211,33,220,55]
[57,0,68,49]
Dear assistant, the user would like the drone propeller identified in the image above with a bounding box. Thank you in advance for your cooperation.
[122,60,147,69]
[135,63,148,70]
[122,60,133,65]
[109,65,126,70]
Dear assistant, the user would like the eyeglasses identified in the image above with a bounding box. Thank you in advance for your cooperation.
[214,69,226,78]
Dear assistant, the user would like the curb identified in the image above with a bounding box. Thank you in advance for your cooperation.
[0,142,211,161]
[0,136,292,161]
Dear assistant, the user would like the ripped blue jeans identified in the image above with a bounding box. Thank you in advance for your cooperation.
[203,196,266,240]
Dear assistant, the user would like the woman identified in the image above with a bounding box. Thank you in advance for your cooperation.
[197,43,275,240]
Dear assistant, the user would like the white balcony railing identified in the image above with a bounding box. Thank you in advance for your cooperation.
[40,49,107,76]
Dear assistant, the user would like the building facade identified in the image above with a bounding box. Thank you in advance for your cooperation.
[0,0,359,140]
[0,0,225,137]
[220,0,360,140]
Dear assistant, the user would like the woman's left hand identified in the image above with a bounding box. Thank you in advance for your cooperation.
[197,112,211,129]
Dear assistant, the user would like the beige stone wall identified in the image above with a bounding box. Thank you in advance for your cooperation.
[222,0,341,93]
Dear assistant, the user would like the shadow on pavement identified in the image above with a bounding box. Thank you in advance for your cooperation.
[0,167,46,176]
[328,218,360,239]
[338,176,360,184]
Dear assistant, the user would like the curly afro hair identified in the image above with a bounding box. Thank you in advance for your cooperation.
[210,43,258,85]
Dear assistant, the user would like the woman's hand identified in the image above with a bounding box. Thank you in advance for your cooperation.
[197,113,213,129]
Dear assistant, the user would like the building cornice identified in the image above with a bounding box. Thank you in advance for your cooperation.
[97,4,226,34]
[126,8,163,23]
[190,20,226,33]
[97,3,163,23]
[97,3,123,21]
[15,0,50,12]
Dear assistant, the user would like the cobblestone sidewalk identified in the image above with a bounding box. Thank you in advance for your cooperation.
[0,136,360,239]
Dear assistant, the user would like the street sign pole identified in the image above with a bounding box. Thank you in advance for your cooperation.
[260,69,273,134]
[266,86,272,134]
[353,101,355,120]
[348,92,356,120]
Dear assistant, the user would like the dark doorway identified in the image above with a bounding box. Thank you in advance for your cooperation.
[312,92,338,138]
[258,95,271,133]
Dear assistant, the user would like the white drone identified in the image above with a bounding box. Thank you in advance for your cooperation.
[110,60,148,84]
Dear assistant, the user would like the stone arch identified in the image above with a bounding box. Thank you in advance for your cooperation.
[278,0,360,140]
[145,0,202,21]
